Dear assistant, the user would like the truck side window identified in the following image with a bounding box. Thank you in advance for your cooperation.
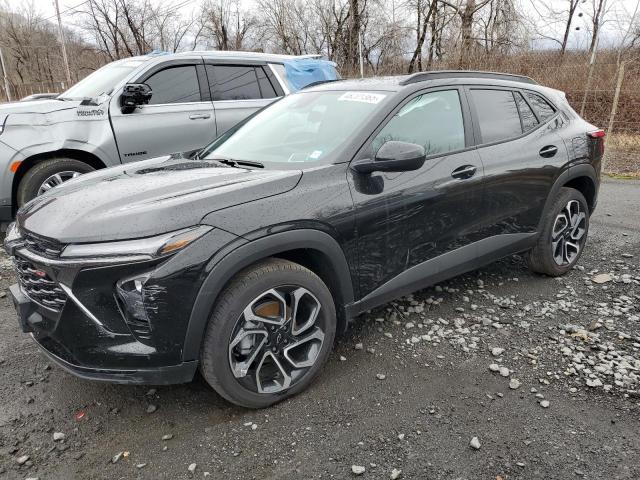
[145,66,201,105]
[207,65,262,101]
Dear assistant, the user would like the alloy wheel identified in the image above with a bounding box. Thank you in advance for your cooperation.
[37,171,82,196]
[228,286,325,394]
[551,199,587,266]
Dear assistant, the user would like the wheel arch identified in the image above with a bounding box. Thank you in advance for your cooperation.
[563,174,597,213]
[182,229,355,362]
[12,149,107,211]
[537,165,598,232]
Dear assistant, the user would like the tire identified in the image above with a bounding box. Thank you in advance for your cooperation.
[17,158,95,207]
[200,258,337,408]
[527,187,590,277]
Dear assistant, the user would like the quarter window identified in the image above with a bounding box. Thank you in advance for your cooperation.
[207,65,262,101]
[525,92,556,121]
[470,89,522,143]
[372,89,465,157]
[514,92,539,132]
[145,66,201,105]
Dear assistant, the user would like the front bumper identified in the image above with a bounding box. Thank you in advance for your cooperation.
[9,282,198,384]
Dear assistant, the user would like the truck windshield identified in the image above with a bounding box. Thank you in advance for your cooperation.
[202,90,389,166]
[59,59,147,100]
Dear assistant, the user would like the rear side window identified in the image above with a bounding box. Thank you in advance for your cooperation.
[207,65,261,101]
[514,92,539,132]
[470,89,522,143]
[525,92,556,121]
[372,89,465,157]
[145,66,201,105]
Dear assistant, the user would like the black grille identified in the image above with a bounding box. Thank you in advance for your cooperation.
[22,232,64,258]
[14,256,67,311]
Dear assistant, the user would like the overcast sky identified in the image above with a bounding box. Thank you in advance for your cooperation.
[5,0,639,51]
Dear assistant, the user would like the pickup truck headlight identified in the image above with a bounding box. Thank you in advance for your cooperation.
[60,225,212,259]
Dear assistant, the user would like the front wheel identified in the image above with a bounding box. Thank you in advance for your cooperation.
[200,258,336,408]
[17,158,95,207]
[528,187,590,276]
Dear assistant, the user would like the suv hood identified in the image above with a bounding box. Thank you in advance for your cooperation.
[17,156,302,243]
[0,98,80,115]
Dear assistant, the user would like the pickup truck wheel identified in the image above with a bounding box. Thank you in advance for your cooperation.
[200,258,336,408]
[17,158,95,206]
[527,187,590,277]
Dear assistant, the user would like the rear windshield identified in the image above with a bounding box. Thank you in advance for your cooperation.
[60,59,147,100]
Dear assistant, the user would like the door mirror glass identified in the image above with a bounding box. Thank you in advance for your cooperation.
[120,83,152,113]
[352,141,426,174]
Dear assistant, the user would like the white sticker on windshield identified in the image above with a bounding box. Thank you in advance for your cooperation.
[309,150,323,159]
[338,92,386,104]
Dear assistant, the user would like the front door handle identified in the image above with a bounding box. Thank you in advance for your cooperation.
[539,145,558,158]
[189,113,211,120]
[451,165,477,180]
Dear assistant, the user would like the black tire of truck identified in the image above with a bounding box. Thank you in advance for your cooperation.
[17,158,95,207]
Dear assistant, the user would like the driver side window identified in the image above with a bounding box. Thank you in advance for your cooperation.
[372,89,465,157]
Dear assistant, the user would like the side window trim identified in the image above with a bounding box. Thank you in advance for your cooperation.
[465,85,559,149]
[255,66,278,99]
[268,63,290,95]
[512,91,526,133]
[135,59,206,106]
[353,86,473,164]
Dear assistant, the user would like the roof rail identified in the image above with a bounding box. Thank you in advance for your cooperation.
[399,70,538,86]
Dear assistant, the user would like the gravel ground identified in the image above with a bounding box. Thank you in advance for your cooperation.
[0,177,638,480]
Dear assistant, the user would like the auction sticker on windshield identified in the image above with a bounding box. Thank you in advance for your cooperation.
[338,92,386,104]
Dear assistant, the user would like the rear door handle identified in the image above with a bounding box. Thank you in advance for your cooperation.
[539,145,558,158]
[451,165,477,180]
[189,113,211,120]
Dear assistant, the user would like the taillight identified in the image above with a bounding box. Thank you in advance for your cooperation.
[587,129,606,139]
[587,129,605,158]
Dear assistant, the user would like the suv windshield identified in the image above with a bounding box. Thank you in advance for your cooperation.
[59,59,147,100]
[202,90,389,165]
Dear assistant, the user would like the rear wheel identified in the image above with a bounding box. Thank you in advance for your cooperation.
[200,258,336,408]
[17,158,95,206]
[527,187,589,276]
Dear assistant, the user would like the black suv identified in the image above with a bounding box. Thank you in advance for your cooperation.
[5,71,603,408]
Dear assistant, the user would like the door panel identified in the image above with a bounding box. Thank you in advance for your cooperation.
[349,150,485,296]
[478,118,569,235]
[467,87,569,236]
[212,99,274,137]
[109,63,216,162]
[111,102,216,162]
[348,88,485,297]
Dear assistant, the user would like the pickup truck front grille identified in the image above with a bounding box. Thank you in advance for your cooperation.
[14,256,67,311]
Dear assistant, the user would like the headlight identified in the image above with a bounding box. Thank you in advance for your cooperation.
[60,225,212,259]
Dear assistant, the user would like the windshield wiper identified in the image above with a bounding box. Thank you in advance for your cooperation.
[210,157,264,169]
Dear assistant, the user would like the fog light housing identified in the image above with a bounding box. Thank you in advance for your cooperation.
[116,273,152,338]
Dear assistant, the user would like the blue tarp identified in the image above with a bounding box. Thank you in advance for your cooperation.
[283,58,339,91]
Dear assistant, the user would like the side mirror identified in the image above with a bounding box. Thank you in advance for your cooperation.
[120,83,152,113]
[351,141,426,174]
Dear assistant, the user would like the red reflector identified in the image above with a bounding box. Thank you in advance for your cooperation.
[34,270,47,278]
[587,129,606,139]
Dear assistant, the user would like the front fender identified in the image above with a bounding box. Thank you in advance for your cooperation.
[182,229,355,361]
